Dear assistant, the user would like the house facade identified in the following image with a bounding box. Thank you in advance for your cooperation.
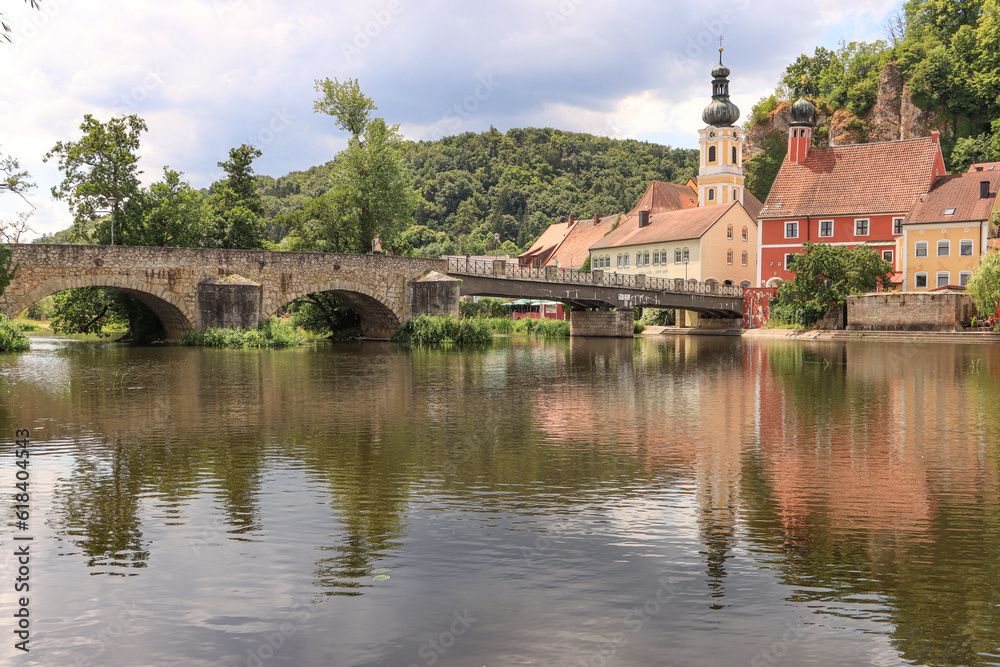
[757,95,946,287]
[901,169,1000,290]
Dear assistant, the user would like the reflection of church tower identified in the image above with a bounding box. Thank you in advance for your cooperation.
[698,47,744,207]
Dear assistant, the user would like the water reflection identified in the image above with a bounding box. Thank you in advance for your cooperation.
[2,335,1000,664]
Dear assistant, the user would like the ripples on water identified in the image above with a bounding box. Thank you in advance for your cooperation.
[1,334,999,665]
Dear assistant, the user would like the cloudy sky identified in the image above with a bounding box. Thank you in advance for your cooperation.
[1,0,902,238]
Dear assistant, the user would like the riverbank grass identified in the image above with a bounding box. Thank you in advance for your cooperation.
[0,315,30,352]
[392,314,493,345]
[178,317,306,348]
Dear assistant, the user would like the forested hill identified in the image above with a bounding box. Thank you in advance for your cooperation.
[260,127,698,257]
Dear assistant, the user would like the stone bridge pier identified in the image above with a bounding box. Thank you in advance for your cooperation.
[0,245,460,341]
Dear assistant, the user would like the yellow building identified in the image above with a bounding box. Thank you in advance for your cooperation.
[588,202,758,287]
[698,47,745,208]
[901,169,1000,291]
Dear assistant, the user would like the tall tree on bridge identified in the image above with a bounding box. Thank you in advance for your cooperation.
[209,144,268,249]
[303,78,419,253]
[45,114,148,243]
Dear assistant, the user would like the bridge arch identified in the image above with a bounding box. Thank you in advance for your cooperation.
[7,277,195,341]
[273,282,404,340]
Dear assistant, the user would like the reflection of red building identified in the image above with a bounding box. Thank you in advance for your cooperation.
[505,299,566,321]
[757,95,946,287]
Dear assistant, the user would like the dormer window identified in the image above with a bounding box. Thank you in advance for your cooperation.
[944,208,956,215]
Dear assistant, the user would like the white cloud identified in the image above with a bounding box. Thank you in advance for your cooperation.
[0,0,904,239]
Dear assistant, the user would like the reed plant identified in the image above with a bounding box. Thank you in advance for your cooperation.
[178,317,306,348]
[0,315,30,352]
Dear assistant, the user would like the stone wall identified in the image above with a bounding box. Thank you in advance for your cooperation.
[0,244,452,340]
[570,309,634,337]
[198,281,262,330]
[847,293,974,332]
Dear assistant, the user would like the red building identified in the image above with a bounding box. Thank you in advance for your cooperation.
[757,96,946,286]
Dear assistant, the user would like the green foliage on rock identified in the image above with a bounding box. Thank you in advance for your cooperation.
[0,315,30,352]
[178,317,305,348]
[287,293,361,339]
[771,242,893,326]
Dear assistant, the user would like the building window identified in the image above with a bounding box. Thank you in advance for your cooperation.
[727,225,733,239]
[708,145,716,162]
[960,239,973,256]
[674,249,682,264]
[819,220,833,237]
[635,253,641,266]
[893,217,904,235]
[915,241,928,257]
[653,252,659,265]
[605,256,611,268]
[960,271,972,286]
[785,253,797,269]
[937,272,950,288]
[727,250,733,265]
[915,272,927,288]
[733,187,740,202]
[617,255,622,268]
[732,146,737,164]
[742,251,748,266]
[683,248,690,262]
[785,221,799,238]
[643,252,649,265]
[937,240,950,256]
[595,256,601,268]
[882,250,893,264]
[623,254,629,268]
[855,219,870,236]
[742,226,748,241]
[660,251,667,264]
[708,188,715,201]
[740,280,751,288]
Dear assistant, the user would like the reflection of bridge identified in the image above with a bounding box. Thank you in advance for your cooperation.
[0,245,744,340]
[448,258,744,317]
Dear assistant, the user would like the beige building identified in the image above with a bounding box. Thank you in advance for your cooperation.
[588,202,758,287]
[901,168,1000,291]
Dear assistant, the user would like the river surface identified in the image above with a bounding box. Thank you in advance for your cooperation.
[1,333,999,666]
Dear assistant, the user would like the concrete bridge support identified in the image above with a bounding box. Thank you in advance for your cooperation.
[569,309,634,337]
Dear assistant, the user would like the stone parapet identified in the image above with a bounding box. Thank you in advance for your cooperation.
[847,292,974,332]
[569,309,634,337]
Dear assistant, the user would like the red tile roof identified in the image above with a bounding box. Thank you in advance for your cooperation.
[904,170,1000,225]
[550,214,624,269]
[590,203,737,250]
[760,136,943,219]
[742,190,764,220]
[628,180,698,215]
[969,162,1000,173]
[518,220,572,265]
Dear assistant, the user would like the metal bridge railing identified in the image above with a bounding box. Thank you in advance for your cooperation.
[446,258,744,298]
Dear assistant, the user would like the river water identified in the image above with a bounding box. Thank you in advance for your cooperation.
[1,333,999,666]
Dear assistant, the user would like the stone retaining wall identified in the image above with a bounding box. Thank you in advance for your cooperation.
[847,292,973,332]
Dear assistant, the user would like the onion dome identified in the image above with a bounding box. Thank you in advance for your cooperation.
[702,47,740,127]
[789,96,816,126]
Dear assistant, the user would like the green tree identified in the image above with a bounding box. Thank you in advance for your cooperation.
[773,242,893,325]
[132,168,211,247]
[45,114,148,242]
[744,128,787,202]
[209,144,267,249]
[967,248,1000,323]
[310,78,419,252]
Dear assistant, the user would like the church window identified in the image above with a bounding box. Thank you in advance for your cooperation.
[708,188,715,201]
[708,145,716,163]
[732,146,737,164]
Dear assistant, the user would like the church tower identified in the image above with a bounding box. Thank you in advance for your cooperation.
[698,47,744,207]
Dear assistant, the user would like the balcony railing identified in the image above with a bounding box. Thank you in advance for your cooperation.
[446,258,744,297]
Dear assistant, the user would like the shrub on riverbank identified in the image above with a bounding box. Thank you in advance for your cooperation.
[0,315,30,352]
[391,315,494,345]
[486,317,570,337]
[178,317,306,348]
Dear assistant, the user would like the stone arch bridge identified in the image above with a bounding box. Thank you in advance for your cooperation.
[0,246,745,340]
[1,245,459,341]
